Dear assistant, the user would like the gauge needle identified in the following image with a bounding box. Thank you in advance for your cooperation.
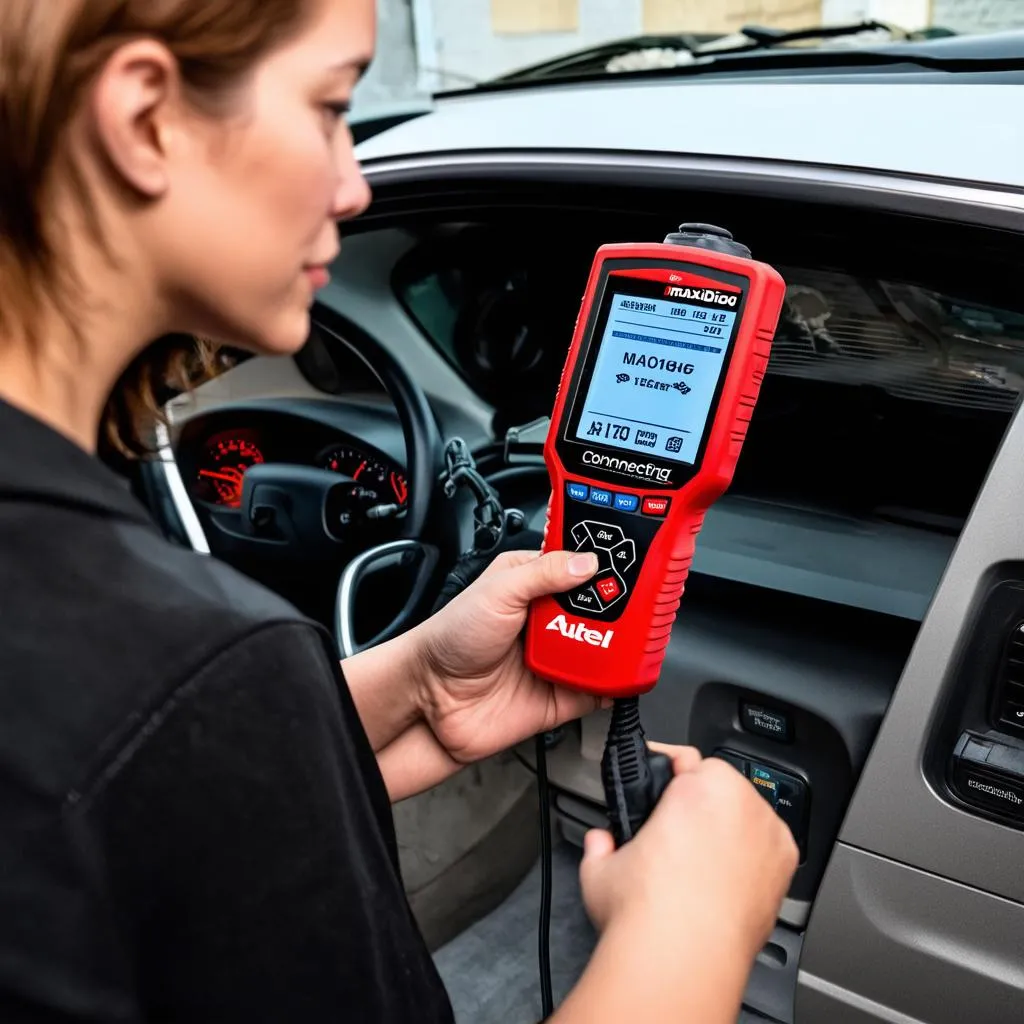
[354,460,368,480]
[390,472,408,504]
[199,469,243,483]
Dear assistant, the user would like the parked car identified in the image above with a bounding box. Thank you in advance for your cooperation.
[146,26,1024,1023]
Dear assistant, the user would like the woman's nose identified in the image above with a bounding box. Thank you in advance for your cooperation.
[331,133,372,222]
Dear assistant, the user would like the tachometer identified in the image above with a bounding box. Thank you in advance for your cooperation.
[320,444,408,505]
[194,432,264,508]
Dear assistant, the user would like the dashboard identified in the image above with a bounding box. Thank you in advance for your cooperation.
[191,425,407,511]
[178,401,408,514]
[172,399,413,627]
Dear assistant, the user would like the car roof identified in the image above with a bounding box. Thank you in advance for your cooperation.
[356,76,1024,191]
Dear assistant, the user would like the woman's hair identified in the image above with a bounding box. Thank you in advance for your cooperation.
[0,0,314,455]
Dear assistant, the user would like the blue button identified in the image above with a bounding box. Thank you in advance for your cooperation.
[613,492,639,513]
[589,488,612,507]
[566,481,589,502]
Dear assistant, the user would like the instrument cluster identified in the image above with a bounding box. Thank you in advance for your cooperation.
[191,428,408,511]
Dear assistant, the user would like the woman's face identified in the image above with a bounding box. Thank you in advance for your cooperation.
[142,0,375,355]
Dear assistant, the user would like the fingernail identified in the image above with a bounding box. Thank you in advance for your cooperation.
[568,552,598,576]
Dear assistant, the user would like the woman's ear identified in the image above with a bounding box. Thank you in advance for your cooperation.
[87,39,180,199]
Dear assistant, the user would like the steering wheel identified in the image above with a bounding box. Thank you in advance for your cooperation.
[310,304,547,659]
[302,303,460,657]
[222,303,540,657]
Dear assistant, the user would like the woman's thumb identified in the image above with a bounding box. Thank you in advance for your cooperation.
[582,827,616,864]
[579,828,617,925]
[504,549,598,604]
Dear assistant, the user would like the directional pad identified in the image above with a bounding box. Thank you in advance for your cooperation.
[559,504,663,621]
[566,519,629,610]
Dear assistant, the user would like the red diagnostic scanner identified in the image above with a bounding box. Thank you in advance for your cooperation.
[525,224,786,698]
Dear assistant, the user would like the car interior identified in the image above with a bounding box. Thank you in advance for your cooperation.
[137,176,1024,1022]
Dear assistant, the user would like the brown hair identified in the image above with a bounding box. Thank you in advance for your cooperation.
[0,0,315,455]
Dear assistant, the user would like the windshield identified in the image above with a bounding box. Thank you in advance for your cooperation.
[353,0,1024,107]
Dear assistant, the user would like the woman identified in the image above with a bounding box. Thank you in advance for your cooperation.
[0,1,798,1021]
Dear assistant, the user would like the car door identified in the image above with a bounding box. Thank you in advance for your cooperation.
[797,393,1024,1021]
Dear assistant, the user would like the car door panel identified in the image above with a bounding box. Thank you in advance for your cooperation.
[798,845,1024,1023]
[798,398,1024,1019]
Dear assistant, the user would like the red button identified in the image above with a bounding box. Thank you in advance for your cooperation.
[642,496,671,517]
[595,576,622,602]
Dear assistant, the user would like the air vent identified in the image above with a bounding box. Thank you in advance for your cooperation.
[994,621,1024,734]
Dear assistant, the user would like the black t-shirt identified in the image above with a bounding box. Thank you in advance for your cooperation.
[0,399,455,1023]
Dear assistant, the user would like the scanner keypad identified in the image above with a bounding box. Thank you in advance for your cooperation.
[558,485,665,622]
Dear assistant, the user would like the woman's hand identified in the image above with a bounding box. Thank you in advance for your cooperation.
[552,744,799,1024]
[417,548,607,765]
[579,745,798,948]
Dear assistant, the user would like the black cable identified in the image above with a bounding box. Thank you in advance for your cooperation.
[601,697,674,847]
[535,733,554,1020]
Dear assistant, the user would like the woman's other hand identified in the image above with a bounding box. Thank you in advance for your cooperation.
[579,747,798,950]
[417,548,606,764]
[551,745,799,1024]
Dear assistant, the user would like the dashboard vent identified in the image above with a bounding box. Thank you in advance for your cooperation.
[994,621,1024,734]
[769,268,1024,414]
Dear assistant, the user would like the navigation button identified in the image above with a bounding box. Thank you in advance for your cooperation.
[610,539,636,572]
[569,587,601,613]
[589,488,613,508]
[642,496,671,517]
[583,521,624,548]
[566,481,589,502]
[613,492,639,513]
[571,522,595,550]
[594,575,623,605]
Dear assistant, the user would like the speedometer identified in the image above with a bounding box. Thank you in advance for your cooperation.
[320,445,408,505]
[194,431,265,508]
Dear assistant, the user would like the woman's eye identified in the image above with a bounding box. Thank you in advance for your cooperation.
[322,101,351,130]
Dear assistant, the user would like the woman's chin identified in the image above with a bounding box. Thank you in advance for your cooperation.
[236,308,313,358]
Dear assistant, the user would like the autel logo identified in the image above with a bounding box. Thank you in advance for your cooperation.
[664,285,738,307]
[546,614,614,648]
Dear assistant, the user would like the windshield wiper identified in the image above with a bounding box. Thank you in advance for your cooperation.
[719,19,909,51]
[443,23,1024,97]
[485,21,938,85]
[491,32,718,83]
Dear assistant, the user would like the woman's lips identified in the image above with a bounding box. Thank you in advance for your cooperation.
[304,265,330,289]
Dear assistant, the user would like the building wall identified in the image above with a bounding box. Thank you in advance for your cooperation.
[353,0,421,107]
[932,0,1024,32]
[431,0,640,87]
[424,0,945,84]
[354,0,1024,111]
[823,0,929,25]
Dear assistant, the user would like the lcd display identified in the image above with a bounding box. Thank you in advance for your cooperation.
[571,291,736,465]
